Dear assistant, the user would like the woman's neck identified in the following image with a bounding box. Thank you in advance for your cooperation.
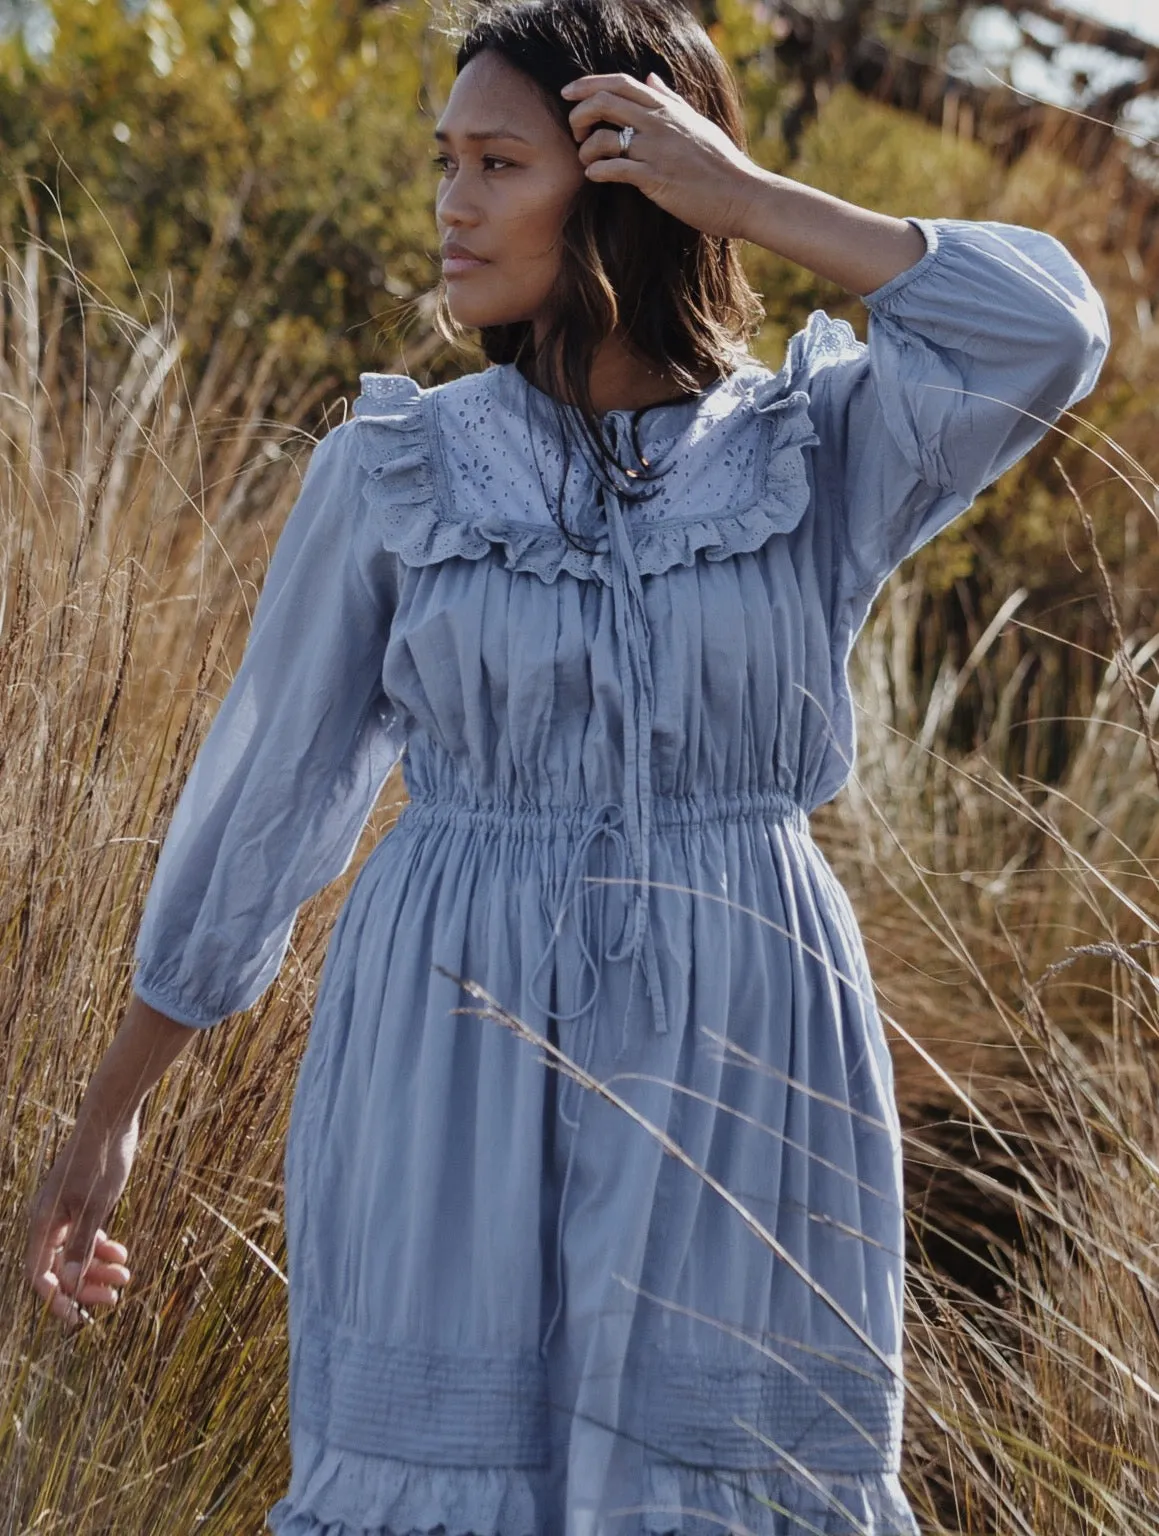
[528,330,721,413]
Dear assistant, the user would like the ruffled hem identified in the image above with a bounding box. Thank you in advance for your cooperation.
[640,1464,920,1535]
[349,369,822,588]
[265,1424,919,1535]
[266,1423,547,1535]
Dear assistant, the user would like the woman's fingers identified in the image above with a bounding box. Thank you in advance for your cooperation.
[28,1223,130,1289]
[93,1230,129,1264]
[74,1227,131,1275]
[561,70,660,110]
[67,1280,122,1306]
[30,1266,92,1326]
[48,1271,121,1306]
[577,126,632,167]
[57,1255,131,1293]
[24,1112,141,1330]
[24,1203,68,1287]
[55,1232,132,1293]
[646,72,680,94]
[27,1213,132,1328]
[34,1260,125,1329]
[562,85,649,141]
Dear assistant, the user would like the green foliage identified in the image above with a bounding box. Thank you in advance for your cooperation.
[741,84,1000,350]
[790,84,1000,222]
[707,0,788,142]
[1,0,446,407]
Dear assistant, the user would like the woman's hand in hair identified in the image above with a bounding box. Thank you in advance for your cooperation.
[560,71,764,240]
[561,69,928,292]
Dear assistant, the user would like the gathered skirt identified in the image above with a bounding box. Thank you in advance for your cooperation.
[266,783,919,1535]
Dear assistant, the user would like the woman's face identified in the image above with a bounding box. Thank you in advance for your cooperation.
[433,50,587,335]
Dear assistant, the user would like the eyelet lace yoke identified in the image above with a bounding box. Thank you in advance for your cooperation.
[350,354,826,588]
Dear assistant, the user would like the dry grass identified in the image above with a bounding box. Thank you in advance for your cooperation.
[818,436,1159,1527]
[3,209,1159,1535]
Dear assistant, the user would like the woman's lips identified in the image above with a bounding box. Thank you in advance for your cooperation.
[442,255,490,276]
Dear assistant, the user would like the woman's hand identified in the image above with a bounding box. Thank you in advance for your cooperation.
[562,69,927,294]
[560,71,767,240]
[24,1111,137,1329]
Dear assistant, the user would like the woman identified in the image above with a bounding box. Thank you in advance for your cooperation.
[25,0,1109,1531]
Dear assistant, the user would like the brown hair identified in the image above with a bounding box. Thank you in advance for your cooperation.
[435,0,765,551]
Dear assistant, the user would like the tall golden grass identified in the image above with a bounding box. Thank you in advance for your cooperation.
[4,183,1159,1533]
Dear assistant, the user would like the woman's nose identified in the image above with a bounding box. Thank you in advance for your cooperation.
[436,179,479,229]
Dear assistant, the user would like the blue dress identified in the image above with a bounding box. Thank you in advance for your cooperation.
[132,217,1108,1535]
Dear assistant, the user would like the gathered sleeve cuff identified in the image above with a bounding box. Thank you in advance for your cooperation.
[799,217,1110,611]
[132,422,407,1029]
[864,217,1108,492]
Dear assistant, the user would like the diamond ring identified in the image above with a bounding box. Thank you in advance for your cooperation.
[618,124,636,155]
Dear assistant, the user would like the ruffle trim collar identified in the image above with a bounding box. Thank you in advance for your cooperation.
[350,344,830,587]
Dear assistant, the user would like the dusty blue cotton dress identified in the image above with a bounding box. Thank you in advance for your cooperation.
[132,217,1108,1535]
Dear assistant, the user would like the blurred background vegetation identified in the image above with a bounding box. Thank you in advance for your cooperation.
[4,1,1159,1531]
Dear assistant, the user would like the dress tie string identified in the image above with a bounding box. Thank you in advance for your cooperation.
[526,418,670,1047]
[602,471,669,1044]
[529,414,671,1361]
[526,801,635,1038]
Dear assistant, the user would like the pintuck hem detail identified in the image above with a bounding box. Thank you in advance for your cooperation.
[271,1310,913,1533]
[292,1306,904,1475]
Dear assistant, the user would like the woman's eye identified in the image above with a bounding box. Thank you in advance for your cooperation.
[431,155,512,173]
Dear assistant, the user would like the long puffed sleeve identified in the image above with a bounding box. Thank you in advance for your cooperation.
[796,218,1110,621]
[132,421,407,1028]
